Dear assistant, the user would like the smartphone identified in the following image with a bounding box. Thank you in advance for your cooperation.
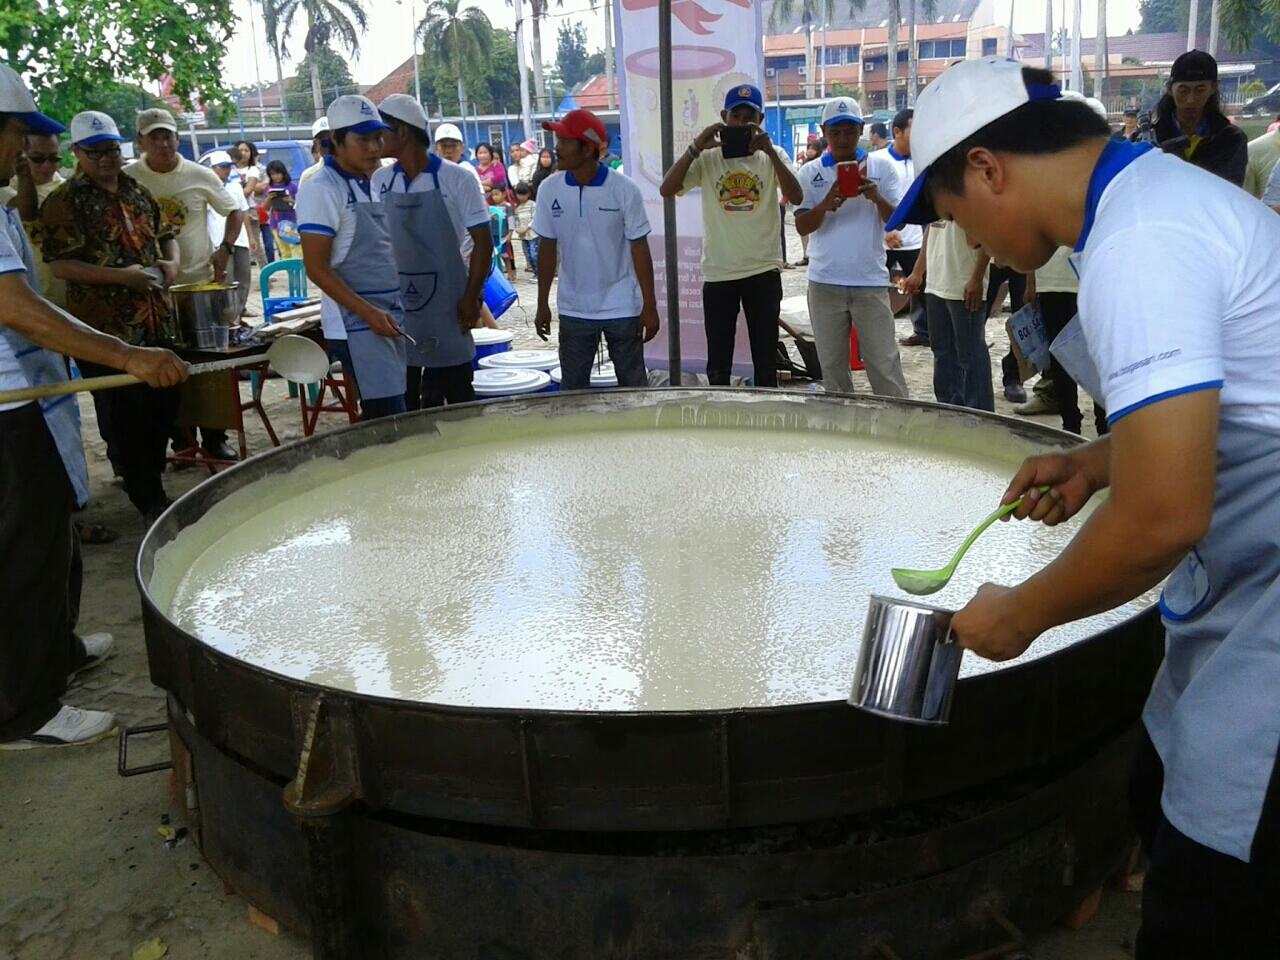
[720,126,751,159]
[836,160,863,198]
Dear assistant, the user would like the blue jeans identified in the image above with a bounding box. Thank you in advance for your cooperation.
[558,315,648,390]
[520,237,539,271]
[924,294,994,412]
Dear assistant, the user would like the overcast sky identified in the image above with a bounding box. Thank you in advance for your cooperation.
[220,0,1145,90]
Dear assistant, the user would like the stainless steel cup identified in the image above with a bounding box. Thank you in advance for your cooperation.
[848,595,962,725]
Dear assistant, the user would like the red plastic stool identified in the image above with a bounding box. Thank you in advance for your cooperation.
[849,324,865,371]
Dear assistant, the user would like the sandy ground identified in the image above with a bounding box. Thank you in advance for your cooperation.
[0,231,1136,959]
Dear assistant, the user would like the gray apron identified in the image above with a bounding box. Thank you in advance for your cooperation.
[379,157,475,369]
[0,208,89,507]
[333,175,408,400]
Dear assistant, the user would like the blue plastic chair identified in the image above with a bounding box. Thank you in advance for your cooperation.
[257,259,313,399]
[260,259,308,318]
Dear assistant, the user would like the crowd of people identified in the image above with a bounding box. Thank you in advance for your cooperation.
[2,44,1280,959]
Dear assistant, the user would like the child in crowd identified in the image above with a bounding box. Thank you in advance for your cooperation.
[488,185,516,282]
[263,160,300,258]
[512,183,537,274]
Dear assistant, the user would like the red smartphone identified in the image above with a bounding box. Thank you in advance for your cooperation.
[836,160,863,198]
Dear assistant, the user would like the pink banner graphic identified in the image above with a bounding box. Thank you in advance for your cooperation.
[614,0,765,377]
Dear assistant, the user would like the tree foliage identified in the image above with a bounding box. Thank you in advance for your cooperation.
[418,0,493,111]
[1138,0,1280,49]
[555,22,605,89]
[0,0,235,120]
[413,29,522,115]
[268,0,369,59]
[284,47,358,117]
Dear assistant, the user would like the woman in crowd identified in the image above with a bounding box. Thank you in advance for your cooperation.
[233,140,268,262]
[1153,50,1248,186]
[263,160,300,259]
[529,147,555,199]
[474,143,506,194]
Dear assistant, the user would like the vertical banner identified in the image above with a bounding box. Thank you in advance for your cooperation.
[614,0,765,377]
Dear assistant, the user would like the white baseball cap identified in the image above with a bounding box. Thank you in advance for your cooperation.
[310,116,330,138]
[326,95,389,136]
[70,111,124,146]
[378,94,428,132]
[0,64,65,135]
[821,97,863,127]
[207,149,234,166]
[433,122,464,143]
[137,107,178,136]
[885,57,1063,230]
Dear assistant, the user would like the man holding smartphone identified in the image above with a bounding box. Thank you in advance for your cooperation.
[795,98,909,397]
[659,84,803,387]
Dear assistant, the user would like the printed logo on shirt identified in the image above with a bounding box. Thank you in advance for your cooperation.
[812,171,826,185]
[156,195,189,232]
[550,198,563,217]
[716,170,763,213]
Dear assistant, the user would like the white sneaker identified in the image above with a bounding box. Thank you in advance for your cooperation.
[69,632,115,683]
[0,704,117,750]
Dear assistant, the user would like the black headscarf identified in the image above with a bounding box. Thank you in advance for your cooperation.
[529,148,555,199]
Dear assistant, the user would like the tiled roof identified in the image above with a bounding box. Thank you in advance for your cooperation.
[362,56,417,105]
[1020,30,1259,64]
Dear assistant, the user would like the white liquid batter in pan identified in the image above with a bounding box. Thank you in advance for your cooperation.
[152,404,1151,711]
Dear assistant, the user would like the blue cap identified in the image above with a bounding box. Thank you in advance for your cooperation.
[724,84,763,113]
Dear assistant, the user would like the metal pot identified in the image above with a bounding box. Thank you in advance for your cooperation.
[848,595,962,725]
[170,282,239,349]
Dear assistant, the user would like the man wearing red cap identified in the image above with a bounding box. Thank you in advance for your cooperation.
[533,109,659,390]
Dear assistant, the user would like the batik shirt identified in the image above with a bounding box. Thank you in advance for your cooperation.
[39,170,176,345]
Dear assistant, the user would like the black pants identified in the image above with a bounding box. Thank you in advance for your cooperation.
[703,270,782,387]
[886,248,927,342]
[778,204,788,263]
[1131,731,1280,958]
[81,360,180,516]
[0,404,87,740]
[1039,292,1108,436]
[985,265,1028,387]
[405,363,476,410]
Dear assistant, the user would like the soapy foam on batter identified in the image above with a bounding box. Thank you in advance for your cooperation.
[154,407,1150,711]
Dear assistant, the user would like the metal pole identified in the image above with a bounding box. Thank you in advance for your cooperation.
[412,0,423,104]
[247,1,268,139]
[658,0,680,385]
[1207,0,1219,56]
[1186,0,1199,50]
[236,92,246,140]
[820,22,828,98]
[1070,0,1083,92]
[516,3,535,138]
[1044,0,1053,71]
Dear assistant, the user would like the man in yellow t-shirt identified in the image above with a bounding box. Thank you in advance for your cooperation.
[660,84,803,386]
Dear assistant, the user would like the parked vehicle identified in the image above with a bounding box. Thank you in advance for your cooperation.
[196,140,312,182]
[1242,82,1280,117]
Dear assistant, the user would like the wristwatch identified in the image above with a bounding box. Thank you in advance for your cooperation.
[686,144,701,160]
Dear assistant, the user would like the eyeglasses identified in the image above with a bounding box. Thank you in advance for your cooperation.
[26,154,60,165]
[81,146,123,160]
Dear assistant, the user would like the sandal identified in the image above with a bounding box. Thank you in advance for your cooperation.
[75,521,120,545]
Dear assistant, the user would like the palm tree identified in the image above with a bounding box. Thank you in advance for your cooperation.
[419,0,493,119]
[768,0,864,100]
[511,0,561,111]
[904,0,937,108]
[269,0,369,116]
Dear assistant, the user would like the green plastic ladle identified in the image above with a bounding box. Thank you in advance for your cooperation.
[891,486,1052,596]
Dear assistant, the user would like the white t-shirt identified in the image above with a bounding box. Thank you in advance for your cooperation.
[208,174,250,249]
[924,220,986,301]
[124,155,238,284]
[371,155,490,253]
[876,147,923,251]
[1034,247,1078,294]
[797,152,890,287]
[296,157,380,340]
[0,207,39,410]
[1076,148,1280,430]
[532,165,650,320]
